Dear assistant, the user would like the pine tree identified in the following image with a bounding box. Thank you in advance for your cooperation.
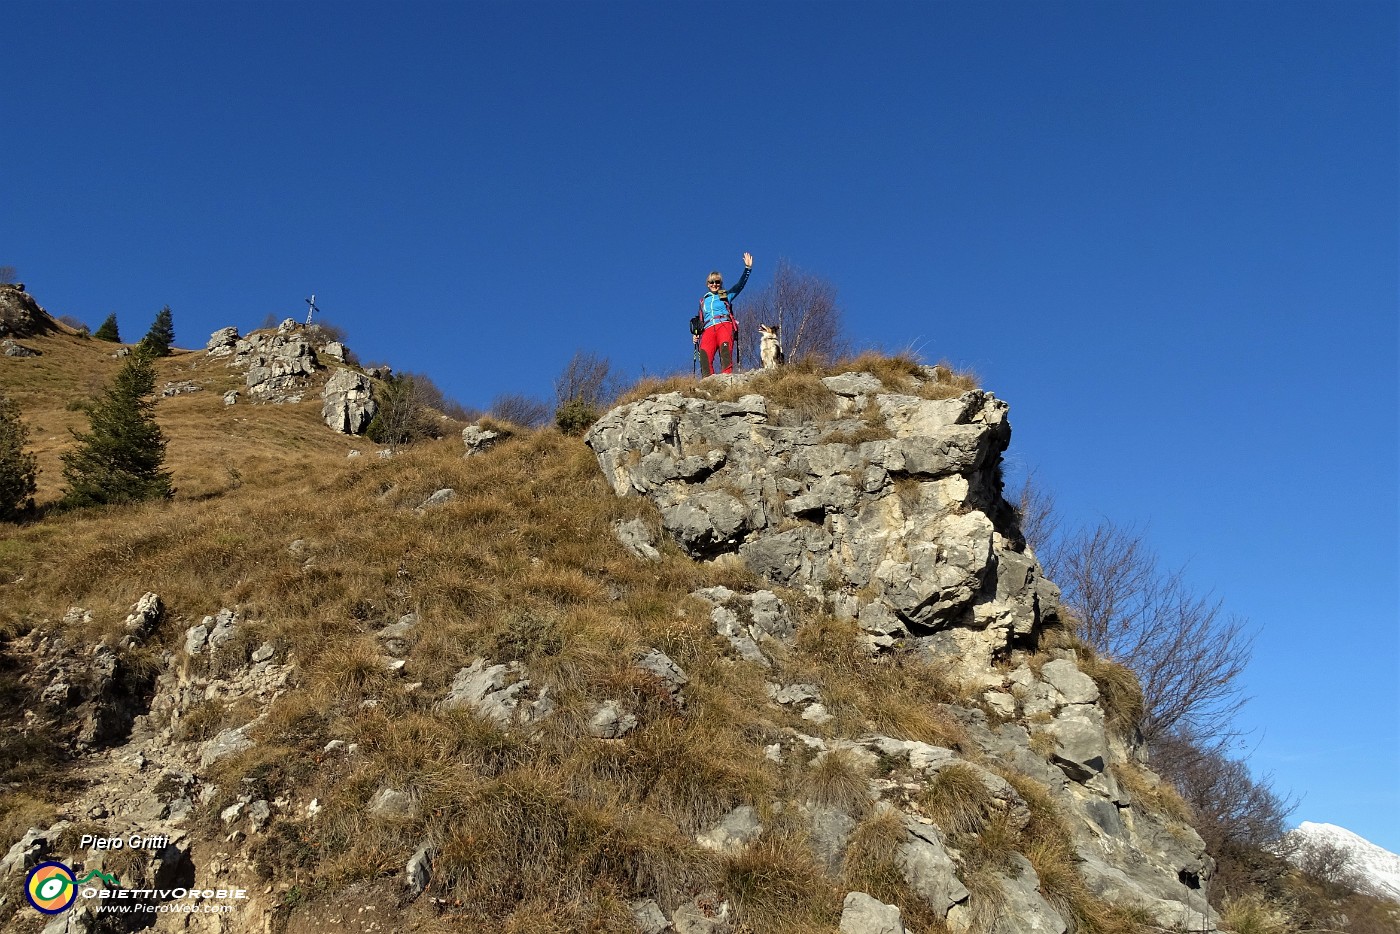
[0,392,38,520]
[60,351,174,507]
[94,313,121,342]
[140,305,175,356]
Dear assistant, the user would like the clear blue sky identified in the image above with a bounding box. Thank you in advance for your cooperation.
[6,2,1396,851]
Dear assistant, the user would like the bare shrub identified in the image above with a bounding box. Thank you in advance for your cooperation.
[366,373,446,450]
[1291,833,1362,891]
[1014,470,1061,555]
[543,351,619,435]
[1153,732,1295,870]
[554,350,621,406]
[489,393,551,429]
[739,259,847,364]
[0,266,16,285]
[1048,521,1253,746]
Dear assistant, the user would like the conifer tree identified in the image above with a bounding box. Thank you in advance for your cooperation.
[60,351,174,507]
[94,313,121,342]
[140,305,175,356]
[0,392,38,520]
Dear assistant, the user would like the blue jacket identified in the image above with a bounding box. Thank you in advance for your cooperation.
[699,265,751,329]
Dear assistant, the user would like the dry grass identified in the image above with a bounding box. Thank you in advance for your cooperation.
[1112,760,1194,825]
[840,808,951,933]
[1218,892,1292,934]
[0,333,1121,930]
[789,616,971,749]
[803,749,873,816]
[1001,771,1153,934]
[722,829,843,933]
[917,763,996,837]
[1076,649,1145,735]
[0,352,801,923]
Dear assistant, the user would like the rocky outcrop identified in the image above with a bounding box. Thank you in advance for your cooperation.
[587,371,1217,930]
[0,284,57,338]
[217,321,320,403]
[2,339,39,357]
[321,367,377,434]
[586,373,1060,681]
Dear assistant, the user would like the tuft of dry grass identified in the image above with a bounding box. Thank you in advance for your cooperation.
[1076,649,1145,736]
[803,749,874,816]
[722,830,843,933]
[918,763,997,837]
[1218,893,1292,934]
[1112,760,1194,825]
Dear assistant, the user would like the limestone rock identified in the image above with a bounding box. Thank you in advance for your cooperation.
[0,284,57,338]
[463,424,505,456]
[614,518,662,561]
[441,658,552,727]
[122,592,163,639]
[1039,658,1100,705]
[417,488,456,511]
[630,898,671,934]
[585,380,1056,689]
[322,367,377,434]
[840,892,906,934]
[228,322,322,403]
[588,700,637,738]
[406,843,434,896]
[696,805,762,854]
[898,814,970,916]
[368,787,414,818]
[205,326,239,356]
[2,339,39,356]
[636,648,688,700]
[200,726,254,768]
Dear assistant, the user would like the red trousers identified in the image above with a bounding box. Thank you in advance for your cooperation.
[698,320,737,375]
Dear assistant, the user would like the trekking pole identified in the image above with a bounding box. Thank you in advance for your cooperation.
[733,315,742,375]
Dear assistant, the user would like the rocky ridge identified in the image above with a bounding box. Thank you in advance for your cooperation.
[1,359,1221,933]
[586,368,1218,931]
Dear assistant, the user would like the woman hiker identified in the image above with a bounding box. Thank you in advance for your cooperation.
[693,252,753,376]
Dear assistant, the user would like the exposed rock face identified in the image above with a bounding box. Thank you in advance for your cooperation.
[205,326,240,357]
[587,372,1218,930]
[586,374,1059,680]
[2,339,39,357]
[321,367,377,434]
[220,324,321,403]
[0,284,57,338]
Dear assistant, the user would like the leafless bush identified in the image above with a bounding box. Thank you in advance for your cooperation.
[1047,521,1254,746]
[1155,733,1294,852]
[489,393,551,429]
[1291,834,1363,891]
[367,373,447,451]
[0,266,16,285]
[553,350,622,408]
[398,370,477,423]
[1015,470,1061,556]
[739,259,847,365]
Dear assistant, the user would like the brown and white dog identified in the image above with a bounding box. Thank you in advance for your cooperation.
[758,324,785,369]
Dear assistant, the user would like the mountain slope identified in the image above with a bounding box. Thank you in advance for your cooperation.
[1287,821,1400,904]
[2,287,1218,934]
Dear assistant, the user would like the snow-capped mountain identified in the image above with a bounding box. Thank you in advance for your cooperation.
[1286,821,1400,904]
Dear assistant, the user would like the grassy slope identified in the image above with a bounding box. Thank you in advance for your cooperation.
[0,330,1165,934]
[0,324,985,929]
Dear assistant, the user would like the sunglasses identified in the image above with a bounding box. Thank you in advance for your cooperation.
[708,280,723,286]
